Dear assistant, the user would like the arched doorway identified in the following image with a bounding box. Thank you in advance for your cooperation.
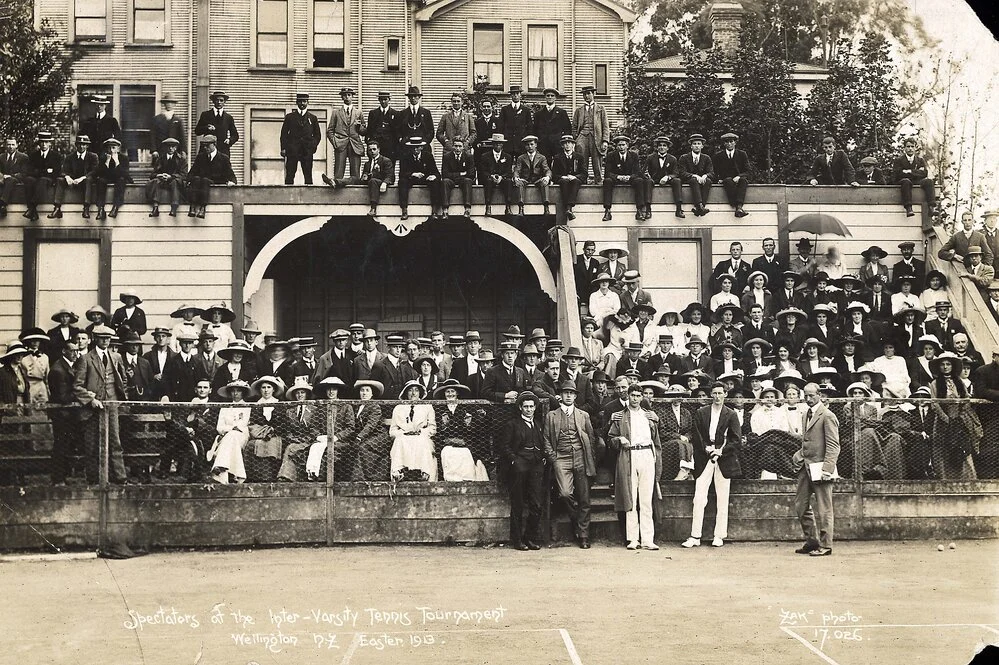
[244,215,557,350]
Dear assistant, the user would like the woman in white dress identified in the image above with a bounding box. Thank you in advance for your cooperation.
[920,270,948,313]
[208,380,252,484]
[588,273,621,333]
[390,380,438,481]
[601,309,634,379]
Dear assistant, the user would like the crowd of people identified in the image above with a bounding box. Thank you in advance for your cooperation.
[1,86,936,222]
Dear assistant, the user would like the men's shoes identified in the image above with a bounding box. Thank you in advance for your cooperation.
[197,206,206,219]
[81,206,90,219]
[626,541,639,550]
[367,206,377,217]
[96,208,107,221]
[188,207,197,217]
[579,538,591,549]
[681,537,700,548]
[809,547,832,557]
[484,205,492,216]
[735,207,748,218]
[400,208,408,220]
[109,206,120,218]
[525,540,541,551]
[48,207,63,219]
[513,542,529,551]
[321,173,336,188]
[905,206,915,217]
[602,209,612,222]
[503,205,512,216]
[711,538,724,547]
[675,207,685,218]
[169,205,178,217]
[794,541,821,554]
[543,203,550,216]
[635,209,643,220]
[26,208,39,221]
[518,204,525,218]
[149,205,159,217]
[566,208,575,220]
[463,206,472,219]
[642,543,660,551]
[0,203,6,218]
[701,206,711,215]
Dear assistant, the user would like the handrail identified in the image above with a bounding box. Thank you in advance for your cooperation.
[555,225,585,350]
[925,229,999,352]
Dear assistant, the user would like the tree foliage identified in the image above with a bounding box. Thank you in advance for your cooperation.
[636,0,933,66]
[0,0,80,151]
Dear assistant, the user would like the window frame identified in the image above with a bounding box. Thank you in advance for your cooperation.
[74,81,160,167]
[127,0,171,45]
[250,0,294,69]
[594,63,609,97]
[22,228,113,328]
[467,21,508,91]
[244,105,333,185]
[384,36,402,72]
[307,0,351,71]
[522,21,562,94]
[69,0,114,45]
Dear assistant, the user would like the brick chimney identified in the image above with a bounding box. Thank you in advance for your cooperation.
[709,1,744,56]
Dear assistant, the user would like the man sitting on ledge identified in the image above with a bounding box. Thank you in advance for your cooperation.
[187,135,236,219]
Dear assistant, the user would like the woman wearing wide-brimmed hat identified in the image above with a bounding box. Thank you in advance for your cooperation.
[84,305,110,336]
[413,355,440,396]
[588,272,621,332]
[47,309,82,359]
[111,289,148,337]
[858,245,890,287]
[201,302,237,349]
[928,353,979,480]
[740,270,773,320]
[708,273,740,312]
[434,379,488,481]
[679,302,710,354]
[920,270,948,312]
[207,379,253,483]
[1,341,30,404]
[389,379,438,481]
[601,308,635,379]
[244,375,286,481]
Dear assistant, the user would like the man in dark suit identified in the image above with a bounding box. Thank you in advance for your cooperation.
[50,135,97,219]
[712,132,750,217]
[644,135,684,218]
[0,136,29,218]
[482,342,529,403]
[980,210,999,274]
[92,137,130,220]
[352,329,385,382]
[160,332,206,402]
[146,138,188,217]
[195,91,239,156]
[682,381,742,548]
[48,340,83,484]
[793,383,840,556]
[751,237,785,289]
[560,347,598,413]
[21,131,62,221]
[924,301,967,352]
[473,100,501,180]
[711,241,752,294]
[72,325,128,483]
[863,277,893,324]
[187,135,236,218]
[551,134,586,219]
[151,91,187,156]
[395,86,434,149]
[891,137,935,217]
[615,342,651,381]
[194,332,225,389]
[280,92,322,184]
[442,136,476,218]
[365,91,398,162]
[142,327,175,400]
[574,240,601,311]
[807,136,859,186]
[465,350,495,399]
[350,140,395,216]
[498,86,533,156]
[542,381,601,549]
[648,334,682,376]
[397,136,444,221]
[370,334,417,400]
[858,156,886,185]
[499,392,547,550]
[534,88,572,163]
[316,329,355,386]
[119,331,155,401]
[513,135,552,217]
[79,94,121,156]
[678,133,715,216]
[602,135,651,221]
[892,241,926,292]
[480,134,517,216]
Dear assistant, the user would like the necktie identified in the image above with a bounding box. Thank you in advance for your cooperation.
[875,295,880,311]
[102,352,109,368]
[298,405,305,423]
[806,409,813,427]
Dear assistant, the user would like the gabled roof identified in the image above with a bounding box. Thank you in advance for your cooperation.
[415,0,637,23]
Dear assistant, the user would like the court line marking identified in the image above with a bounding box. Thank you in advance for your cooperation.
[781,627,842,665]
[978,625,999,636]
[559,628,584,665]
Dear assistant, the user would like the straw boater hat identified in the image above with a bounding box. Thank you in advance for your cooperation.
[316,376,347,396]
[354,379,384,398]
[399,379,427,400]
[218,340,254,361]
[50,308,79,324]
[217,379,251,399]
[250,375,285,398]
[202,302,236,323]
[433,379,471,399]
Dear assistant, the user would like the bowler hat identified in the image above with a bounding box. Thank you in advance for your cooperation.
[407,85,423,96]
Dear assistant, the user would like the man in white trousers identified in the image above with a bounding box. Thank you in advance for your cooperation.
[682,381,743,548]
[608,383,663,550]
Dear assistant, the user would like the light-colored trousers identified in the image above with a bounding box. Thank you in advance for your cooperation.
[690,461,731,539]
[625,448,656,546]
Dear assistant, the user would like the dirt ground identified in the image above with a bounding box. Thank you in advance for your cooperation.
[2,540,997,664]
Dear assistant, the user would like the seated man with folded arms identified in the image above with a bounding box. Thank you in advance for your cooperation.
[513,135,552,217]
[441,136,475,219]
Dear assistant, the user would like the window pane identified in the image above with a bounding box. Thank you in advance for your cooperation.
[75,18,107,39]
[474,26,503,58]
[314,0,344,33]
[314,33,344,50]
[386,39,400,70]
[528,26,557,58]
[595,64,608,95]
[76,0,106,17]
[134,10,165,41]
[120,85,156,162]
[314,49,344,68]
[257,0,288,31]
[134,0,165,8]
[250,114,286,185]
[78,85,114,126]
[258,34,288,65]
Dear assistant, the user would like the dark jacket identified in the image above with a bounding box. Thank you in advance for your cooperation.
[47,356,79,405]
[807,150,856,185]
[481,364,529,403]
[604,150,642,179]
[442,151,476,181]
[0,150,29,178]
[280,110,322,158]
[28,149,62,179]
[678,152,715,180]
[712,149,750,179]
[151,113,187,153]
[195,109,239,154]
[398,148,440,180]
[365,105,398,157]
[691,403,742,478]
[552,150,587,181]
[120,353,156,400]
[142,346,176,399]
[79,115,122,153]
[93,153,132,183]
[361,155,395,185]
[891,154,929,183]
[151,151,189,179]
[859,167,887,185]
[533,106,572,157]
[497,103,533,148]
[188,149,236,184]
[473,114,501,155]
[480,149,514,179]
[395,105,435,147]
[60,150,98,179]
[644,152,679,182]
[370,357,417,400]
[161,352,207,402]
[110,306,147,337]
[498,416,546,463]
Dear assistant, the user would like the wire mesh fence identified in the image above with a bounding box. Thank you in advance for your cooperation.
[1,396,996,487]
